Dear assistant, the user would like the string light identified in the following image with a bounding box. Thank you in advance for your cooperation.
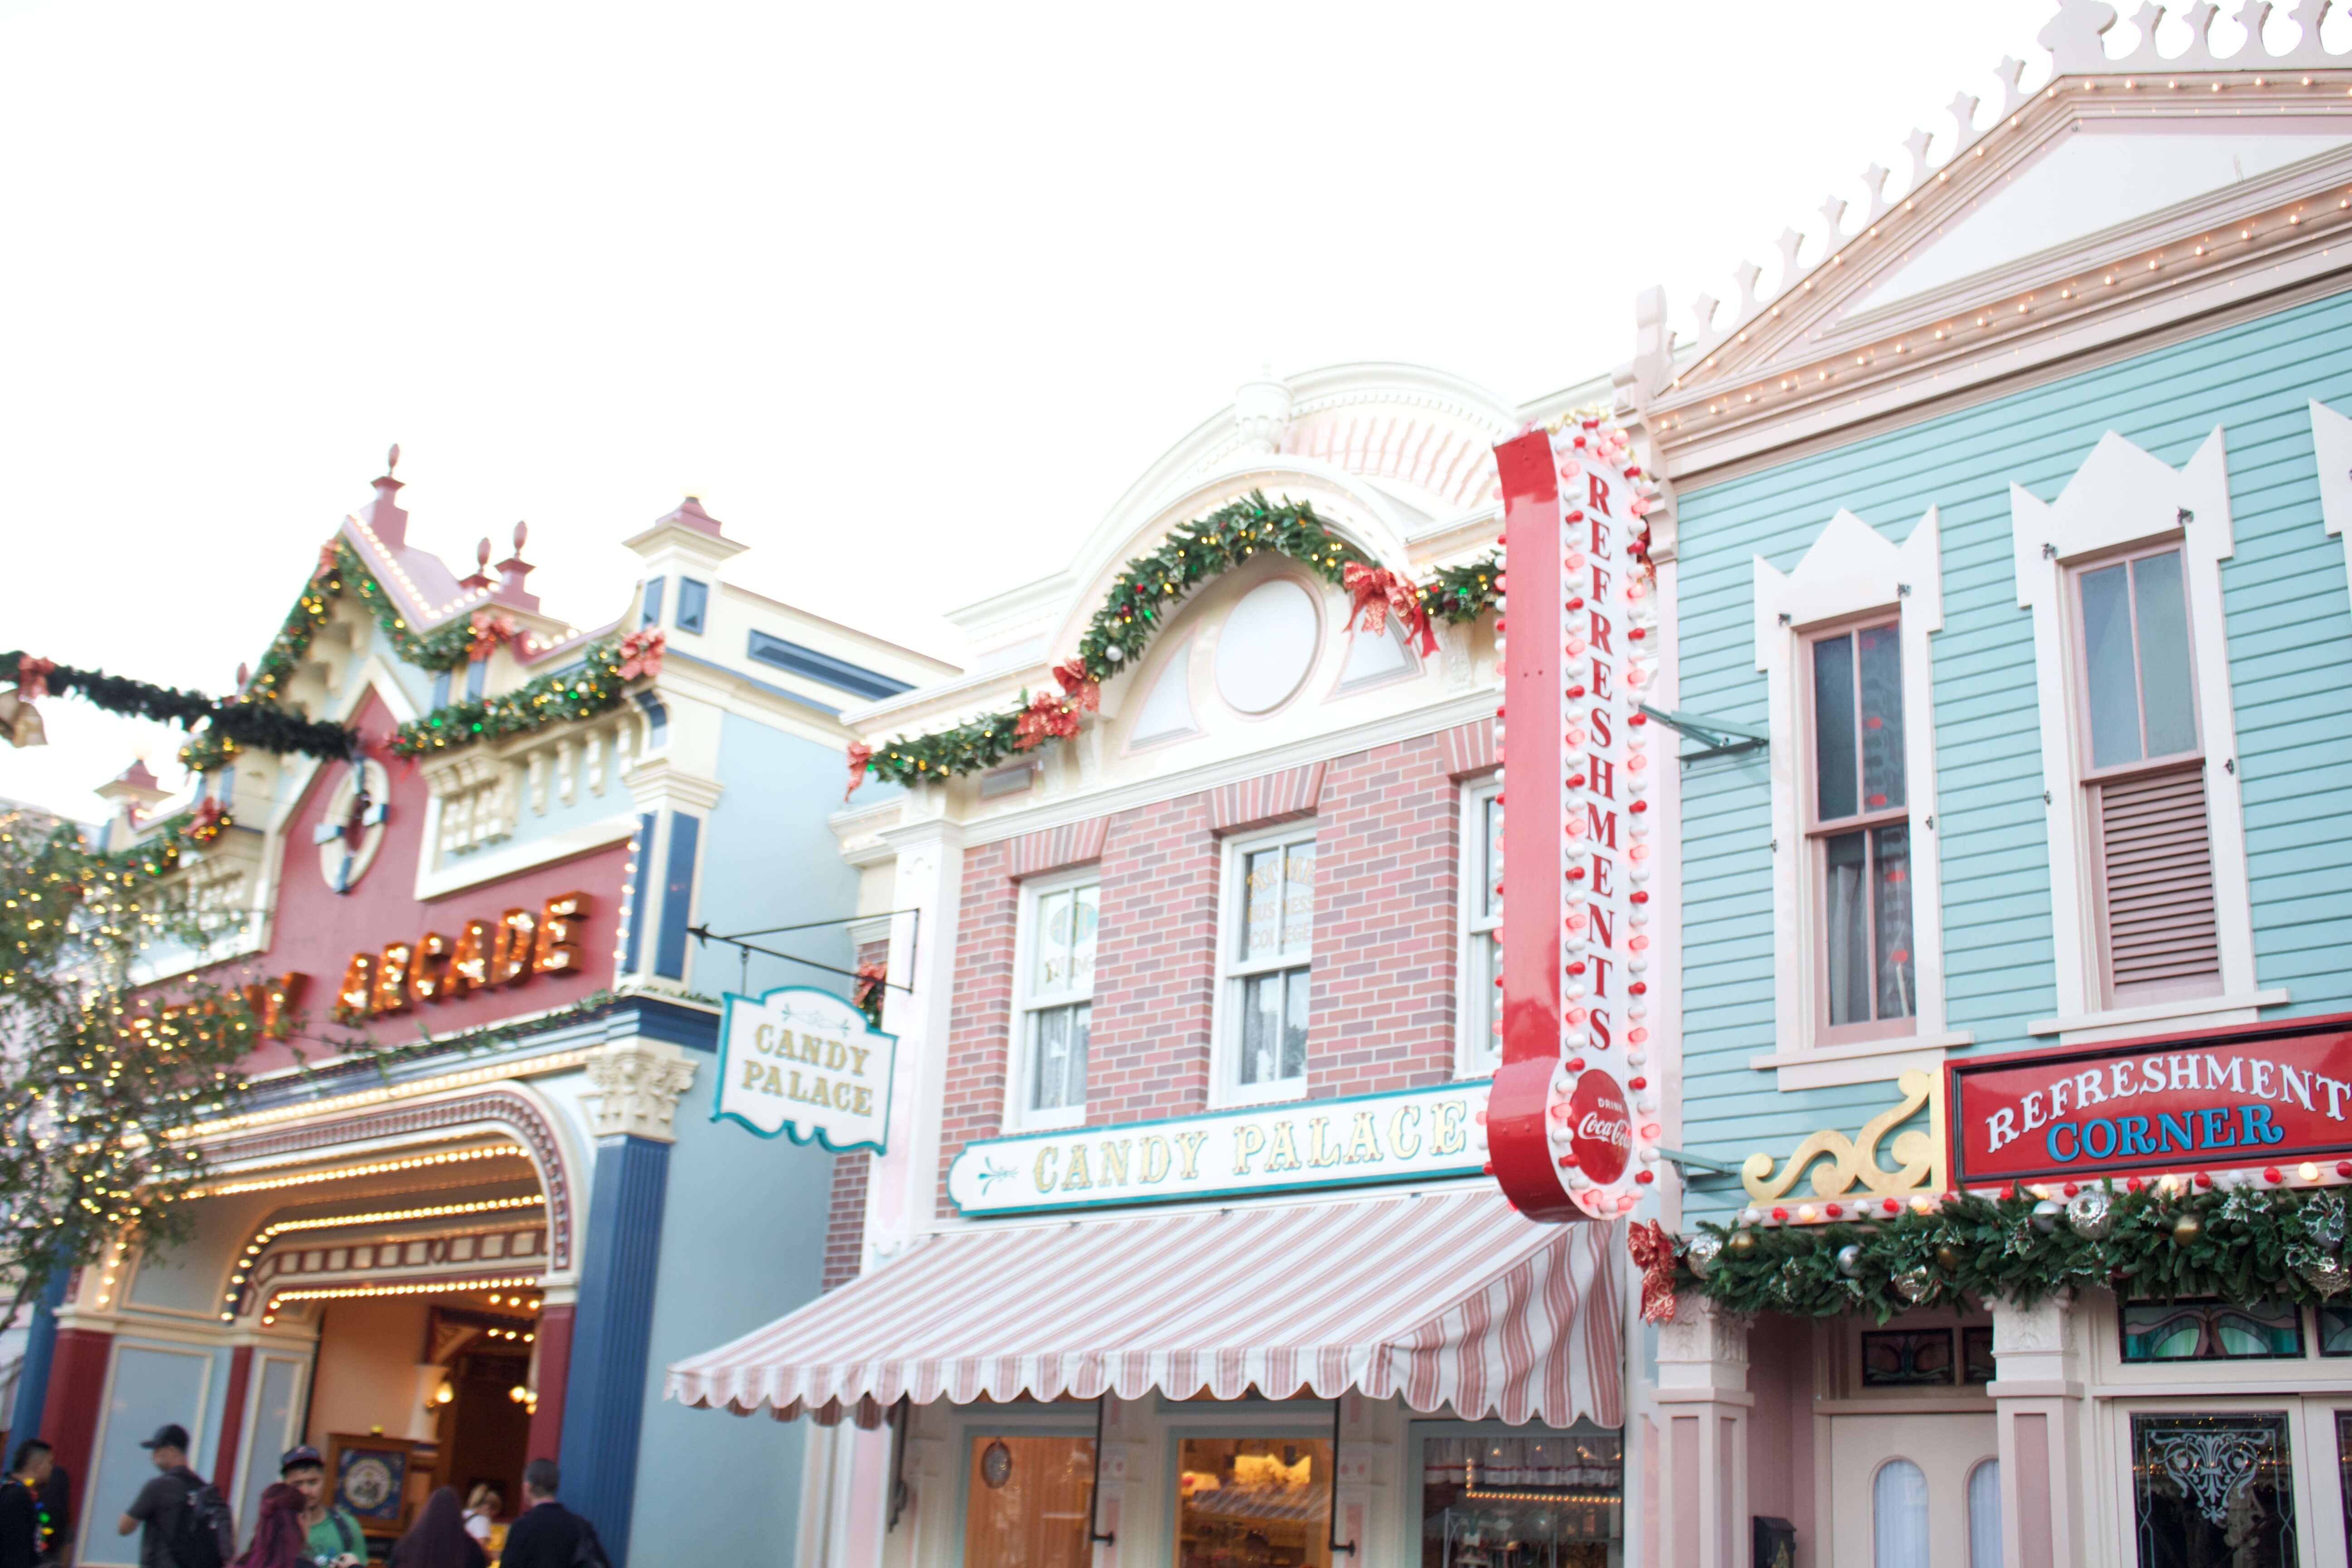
[198,1145,525,1197]
[268,1273,542,1308]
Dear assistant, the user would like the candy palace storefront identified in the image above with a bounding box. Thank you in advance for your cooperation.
[669,1078,1632,1568]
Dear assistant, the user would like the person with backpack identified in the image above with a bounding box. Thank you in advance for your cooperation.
[115,1425,234,1568]
[273,1448,361,1568]
[494,1461,604,1568]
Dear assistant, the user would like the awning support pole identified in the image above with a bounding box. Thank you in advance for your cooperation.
[1328,1398,1358,1556]
[1088,1394,1117,1549]
[886,1396,911,1532]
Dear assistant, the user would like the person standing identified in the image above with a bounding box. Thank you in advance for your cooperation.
[493,1462,603,1568]
[0,1441,49,1568]
[271,1449,359,1568]
[459,1486,499,1548]
[385,1488,483,1568]
[116,1425,228,1568]
[35,1455,69,1567]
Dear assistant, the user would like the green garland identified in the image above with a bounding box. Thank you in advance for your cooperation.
[2,652,354,764]
[864,490,1501,785]
[1680,1183,2352,1323]
[179,538,483,773]
[385,633,634,760]
[91,804,237,880]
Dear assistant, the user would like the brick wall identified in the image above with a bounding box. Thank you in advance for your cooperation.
[935,838,1021,1211]
[1309,733,1465,1097]
[1085,793,1222,1124]
[820,936,894,1292]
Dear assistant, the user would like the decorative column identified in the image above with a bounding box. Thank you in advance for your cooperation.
[526,1291,575,1464]
[556,1040,698,1568]
[7,1272,68,1450]
[1654,1293,1749,1568]
[1988,1292,2086,1568]
[39,1326,113,1526]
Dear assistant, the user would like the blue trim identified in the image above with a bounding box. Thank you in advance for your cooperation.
[745,631,912,702]
[709,985,896,1153]
[653,813,700,981]
[640,576,665,629]
[623,994,720,1052]
[944,1078,1493,1217]
[676,578,709,635]
[664,650,842,717]
[622,811,655,976]
[632,690,669,740]
[8,1271,67,1443]
[559,1135,670,1568]
[465,658,488,700]
[430,668,452,709]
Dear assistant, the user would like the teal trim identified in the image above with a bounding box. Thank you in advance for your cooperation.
[944,1078,1494,1217]
[710,984,897,1154]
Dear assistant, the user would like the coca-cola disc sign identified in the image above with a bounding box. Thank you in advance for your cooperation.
[1568,1070,1632,1186]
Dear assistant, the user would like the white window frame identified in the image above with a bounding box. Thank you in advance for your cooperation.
[1006,867,1098,1131]
[1755,506,1965,1091]
[1212,824,1317,1107]
[2012,427,2280,1042]
[1457,776,1503,1079]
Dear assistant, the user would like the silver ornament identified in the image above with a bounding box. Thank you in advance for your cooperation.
[1895,1266,1932,1304]
[2066,1188,2113,1240]
[1684,1232,1723,1279]
[2309,1195,2348,1252]
[1835,1244,1863,1279]
[2301,1252,2352,1298]
[2031,1198,2063,1234]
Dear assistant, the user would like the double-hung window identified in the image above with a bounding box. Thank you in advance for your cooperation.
[1463,781,1503,1074]
[1016,877,1096,1127]
[2072,543,2219,1005]
[1806,618,1916,1041]
[1221,829,1314,1098]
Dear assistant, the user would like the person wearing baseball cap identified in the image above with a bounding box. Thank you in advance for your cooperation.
[116,1425,206,1567]
[276,1448,362,1568]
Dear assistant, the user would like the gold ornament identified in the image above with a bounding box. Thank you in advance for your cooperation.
[2172,1213,2205,1247]
[1934,1244,1962,1272]
[1726,1229,1758,1258]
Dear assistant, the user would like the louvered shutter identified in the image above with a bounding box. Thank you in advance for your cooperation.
[2094,765,2221,998]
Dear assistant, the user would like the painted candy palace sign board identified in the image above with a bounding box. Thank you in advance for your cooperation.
[1946,1016,2352,1187]
[715,986,896,1153]
[945,1080,1491,1217]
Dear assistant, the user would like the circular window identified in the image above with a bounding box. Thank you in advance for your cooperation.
[1214,578,1319,714]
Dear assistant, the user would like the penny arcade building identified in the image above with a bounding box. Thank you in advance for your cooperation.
[14,458,948,1568]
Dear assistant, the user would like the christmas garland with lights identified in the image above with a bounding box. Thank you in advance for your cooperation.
[861,490,1501,786]
[383,629,661,760]
[1,652,354,764]
[1675,1182,2352,1323]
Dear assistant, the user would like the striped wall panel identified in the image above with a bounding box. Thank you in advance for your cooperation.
[1441,717,1498,779]
[1206,761,1328,834]
[1007,817,1112,879]
[1672,287,2352,1219]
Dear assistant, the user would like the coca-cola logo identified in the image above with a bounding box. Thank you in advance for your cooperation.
[1568,1069,1631,1186]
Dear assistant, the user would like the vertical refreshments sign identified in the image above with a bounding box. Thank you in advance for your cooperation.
[1488,421,1664,1222]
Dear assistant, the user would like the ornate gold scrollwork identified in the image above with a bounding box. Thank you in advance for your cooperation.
[1740,1068,1945,1201]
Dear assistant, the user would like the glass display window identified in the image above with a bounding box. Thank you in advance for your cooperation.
[2120,1300,2305,1362]
[1176,1436,1332,1568]
[1417,1424,1622,1568]
[962,1434,1096,1568]
[2131,1411,2297,1567]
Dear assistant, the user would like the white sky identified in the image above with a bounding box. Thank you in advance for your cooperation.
[1,0,2120,817]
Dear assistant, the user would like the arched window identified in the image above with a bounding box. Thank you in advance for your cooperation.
[1968,1459,2002,1568]
[1873,1458,1929,1568]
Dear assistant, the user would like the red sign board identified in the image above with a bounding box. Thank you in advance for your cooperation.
[1945,1015,2352,1187]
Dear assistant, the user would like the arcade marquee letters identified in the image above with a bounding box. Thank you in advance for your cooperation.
[330,892,592,1024]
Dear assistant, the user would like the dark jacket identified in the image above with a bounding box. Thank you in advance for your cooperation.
[497,1502,601,1568]
[0,1477,37,1568]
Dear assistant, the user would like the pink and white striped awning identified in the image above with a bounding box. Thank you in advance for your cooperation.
[666,1191,1623,1430]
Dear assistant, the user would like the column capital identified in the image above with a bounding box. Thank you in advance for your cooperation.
[583,1038,700,1142]
[1655,1292,1751,1403]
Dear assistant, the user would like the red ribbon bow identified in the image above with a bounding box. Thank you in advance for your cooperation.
[845,740,873,802]
[616,627,666,682]
[1051,659,1100,713]
[1627,1220,1679,1324]
[1013,687,1083,751]
[314,540,343,582]
[467,611,519,661]
[14,656,54,703]
[852,960,887,1010]
[1341,563,1438,657]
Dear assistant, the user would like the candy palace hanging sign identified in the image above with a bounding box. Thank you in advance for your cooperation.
[714,985,897,1153]
[1487,421,1665,1224]
[1947,1017,2352,1186]
[944,1081,1491,1216]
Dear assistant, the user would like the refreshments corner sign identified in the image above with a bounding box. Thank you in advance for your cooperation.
[945,1081,1491,1217]
[1946,1017,2352,1188]
[715,986,896,1153]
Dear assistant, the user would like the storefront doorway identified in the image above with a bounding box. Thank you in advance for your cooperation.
[1827,1413,1997,1568]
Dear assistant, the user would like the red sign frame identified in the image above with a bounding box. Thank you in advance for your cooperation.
[1944,1010,2352,1189]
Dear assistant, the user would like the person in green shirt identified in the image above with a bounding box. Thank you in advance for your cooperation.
[278,1448,364,1568]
